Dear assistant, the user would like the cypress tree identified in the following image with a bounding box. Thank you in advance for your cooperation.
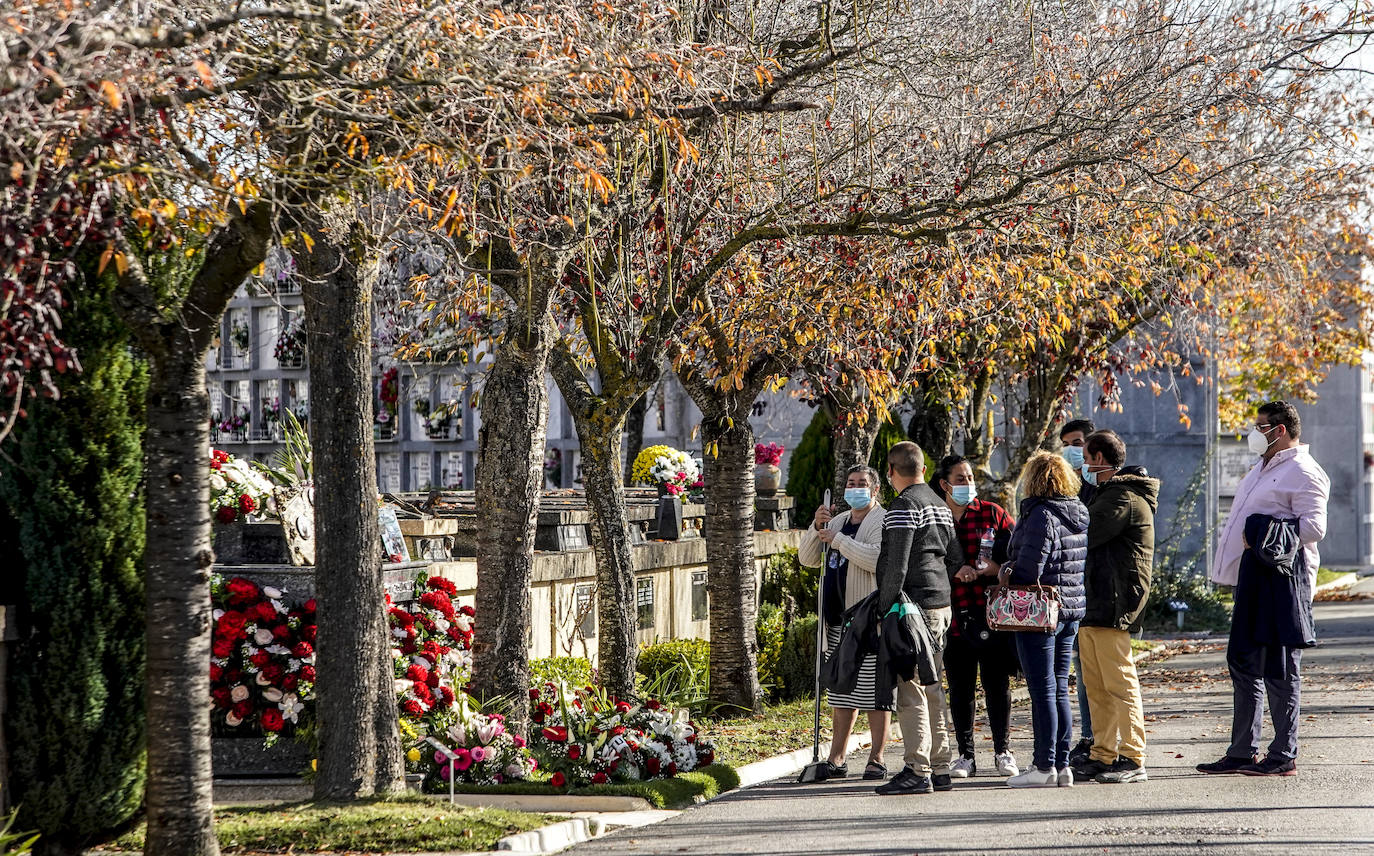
[0,266,147,854]
[784,409,834,525]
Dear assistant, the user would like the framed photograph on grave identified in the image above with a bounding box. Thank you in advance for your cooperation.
[378,506,410,564]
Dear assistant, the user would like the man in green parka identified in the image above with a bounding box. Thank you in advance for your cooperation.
[1072,430,1159,785]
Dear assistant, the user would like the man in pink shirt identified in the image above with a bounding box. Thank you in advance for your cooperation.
[1199,401,1329,778]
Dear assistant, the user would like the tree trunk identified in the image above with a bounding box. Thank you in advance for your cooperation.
[575,415,638,698]
[142,352,219,856]
[623,390,650,487]
[470,249,562,731]
[830,412,884,507]
[906,381,955,463]
[698,412,762,714]
[299,222,397,800]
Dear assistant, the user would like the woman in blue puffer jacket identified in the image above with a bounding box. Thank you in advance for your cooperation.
[998,450,1088,788]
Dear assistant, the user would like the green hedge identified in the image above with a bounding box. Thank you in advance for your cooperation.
[777,615,820,701]
[756,604,786,699]
[759,546,819,619]
[529,657,594,689]
[636,639,710,684]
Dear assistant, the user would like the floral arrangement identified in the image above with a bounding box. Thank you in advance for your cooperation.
[261,396,283,425]
[413,396,457,437]
[404,695,537,788]
[754,442,785,467]
[274,318,306,366]
[230,321,251,353]
[377,367,399,424]
[210,448,277,523]
[389,576,474,725]
[631,445,701,497]
[209,575,316,746]
[527,683,716,788]
[217,408,251,438]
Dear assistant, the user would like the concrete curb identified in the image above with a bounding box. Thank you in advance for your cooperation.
[495,816,604,853]
[734,730,873,788]
[430,793,652,813]
[1315,571,1358,594]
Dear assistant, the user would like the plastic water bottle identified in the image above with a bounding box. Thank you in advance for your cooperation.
[976,528,995,571]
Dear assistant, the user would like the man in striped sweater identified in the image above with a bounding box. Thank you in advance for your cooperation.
[874,441,965,796]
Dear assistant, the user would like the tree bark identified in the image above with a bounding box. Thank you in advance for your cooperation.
[142,352,219,856]
[112,203,273,856]
[470,247,563,731]
[829,410,884,507]
[906,378,956,463]
[697,411,762,713]
[298,221,398,800]
[622,390,650,487]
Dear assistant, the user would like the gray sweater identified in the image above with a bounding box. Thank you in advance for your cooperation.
[875,482,961,612]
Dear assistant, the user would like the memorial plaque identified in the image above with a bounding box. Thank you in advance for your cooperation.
[274,484,316,566]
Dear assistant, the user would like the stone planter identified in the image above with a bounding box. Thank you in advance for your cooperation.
[212,736,311,778]
[754,464,781,497]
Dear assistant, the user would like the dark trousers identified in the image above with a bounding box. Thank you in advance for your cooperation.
[1227,637,1302,762]
[944,632,1015,757]
[1015,620,1079,772]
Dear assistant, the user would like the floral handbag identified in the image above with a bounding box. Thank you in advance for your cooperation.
[985,566,1060,633]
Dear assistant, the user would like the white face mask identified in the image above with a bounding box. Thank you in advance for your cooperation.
[1247,424,1280,455]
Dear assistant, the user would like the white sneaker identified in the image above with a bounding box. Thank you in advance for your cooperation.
[995,752,1019,776]
[950,756,975,778]
[1007,767,1059,788]
[1057,767,1074,787]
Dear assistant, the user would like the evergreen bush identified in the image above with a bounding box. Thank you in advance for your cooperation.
[755,604,786,699]
[758,546,818,619]
[776,615,820,701]
[785,409,833,525]
[636,639,711,684]
[0,265,148,852]
[528,657,594,690]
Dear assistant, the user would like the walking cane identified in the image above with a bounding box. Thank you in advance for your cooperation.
[798,489,832,784]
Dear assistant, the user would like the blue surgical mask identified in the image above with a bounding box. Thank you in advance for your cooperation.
[1082,464,1099,487]
[1062,446,1085,469]
[844,487,872,509]
[950,484,976,506]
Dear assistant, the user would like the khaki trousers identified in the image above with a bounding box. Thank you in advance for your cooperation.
[1079,625,1146,765]
[896,606,954,775]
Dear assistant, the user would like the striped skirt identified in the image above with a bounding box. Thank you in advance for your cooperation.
[824,624,895,712]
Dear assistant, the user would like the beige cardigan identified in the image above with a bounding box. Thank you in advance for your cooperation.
[797,505,886,612]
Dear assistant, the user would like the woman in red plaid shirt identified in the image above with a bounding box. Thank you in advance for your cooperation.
[933,454,1020,779]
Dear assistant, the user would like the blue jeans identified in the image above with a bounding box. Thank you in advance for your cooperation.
[1074,640,1093,742]
[1016,621,1079,771]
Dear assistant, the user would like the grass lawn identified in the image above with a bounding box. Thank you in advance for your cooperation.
[710,697,867,765]
[105,794,555,853]
[1316,567,1351,587]
[438,764,740,809]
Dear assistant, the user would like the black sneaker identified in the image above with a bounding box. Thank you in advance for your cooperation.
[1068,738,1094,765]
[932,773,953,792]
[1238,757,1297,777]
[1071,757,1112,781]
[875,767,933,795]
[1096,757,1148,784]
[1197,755,1257,775]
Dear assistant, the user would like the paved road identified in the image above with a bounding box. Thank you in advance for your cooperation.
[573,578,1374,855]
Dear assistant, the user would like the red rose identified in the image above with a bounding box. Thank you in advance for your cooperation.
[439,686,455,704]
[615,701,631,713]
[419,591,451,613]
[698,750,714,766]
[211,637,235,659]
[611,726,626,736]
[426,671,440,688]
[225,578,260,605]
[260,708,284,732]
[216,506,238,524]
[405,663,429,683]
[645,699,661,710]
[400,642,418,655]
[646,757,660,775]
[529,688,540,700]
[458,605,475,617]
[413,681,433,702]
[261,664,284,683]
[686,734,696,743]
[427,576,458,597]
[301,625,317,643]
[541,726,568,743]
[216,611,248,640]
[273,624,292,642]
[550,772,566,788]
[292,641,313,658]
[210,663,224,682]
[282,674,299,691]
[226,669,244,684]
[568,745,581,760]
[531,710,545,724]
[231,700,253,720]
[537,702,554,716]
[667,762,678,776]
[402,699,423,716]
[303,599,317,614]
[249,650,271,668]
[238,493,257,514]
[254,602,278,624]
[591,772,608,784]
[299,665,316,682]
[211,687,231,708]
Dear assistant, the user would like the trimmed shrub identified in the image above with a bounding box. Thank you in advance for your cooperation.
[785,409,834,526]
[755,603,786,699]
[0,263,148,852]
[759,546,819,619]
[637,638,711,683]
[776,614,820,701]
[529,657,594,690]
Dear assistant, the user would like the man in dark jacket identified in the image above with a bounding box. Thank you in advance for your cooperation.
[1073,430,1158,785]
[1058,417,1097,764]
[873,441,964,796]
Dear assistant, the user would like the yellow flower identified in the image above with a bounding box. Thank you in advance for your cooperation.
[406,748,422,763]
[311,759,318,771]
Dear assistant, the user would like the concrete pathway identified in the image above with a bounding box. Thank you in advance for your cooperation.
[570,578,1374,855]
